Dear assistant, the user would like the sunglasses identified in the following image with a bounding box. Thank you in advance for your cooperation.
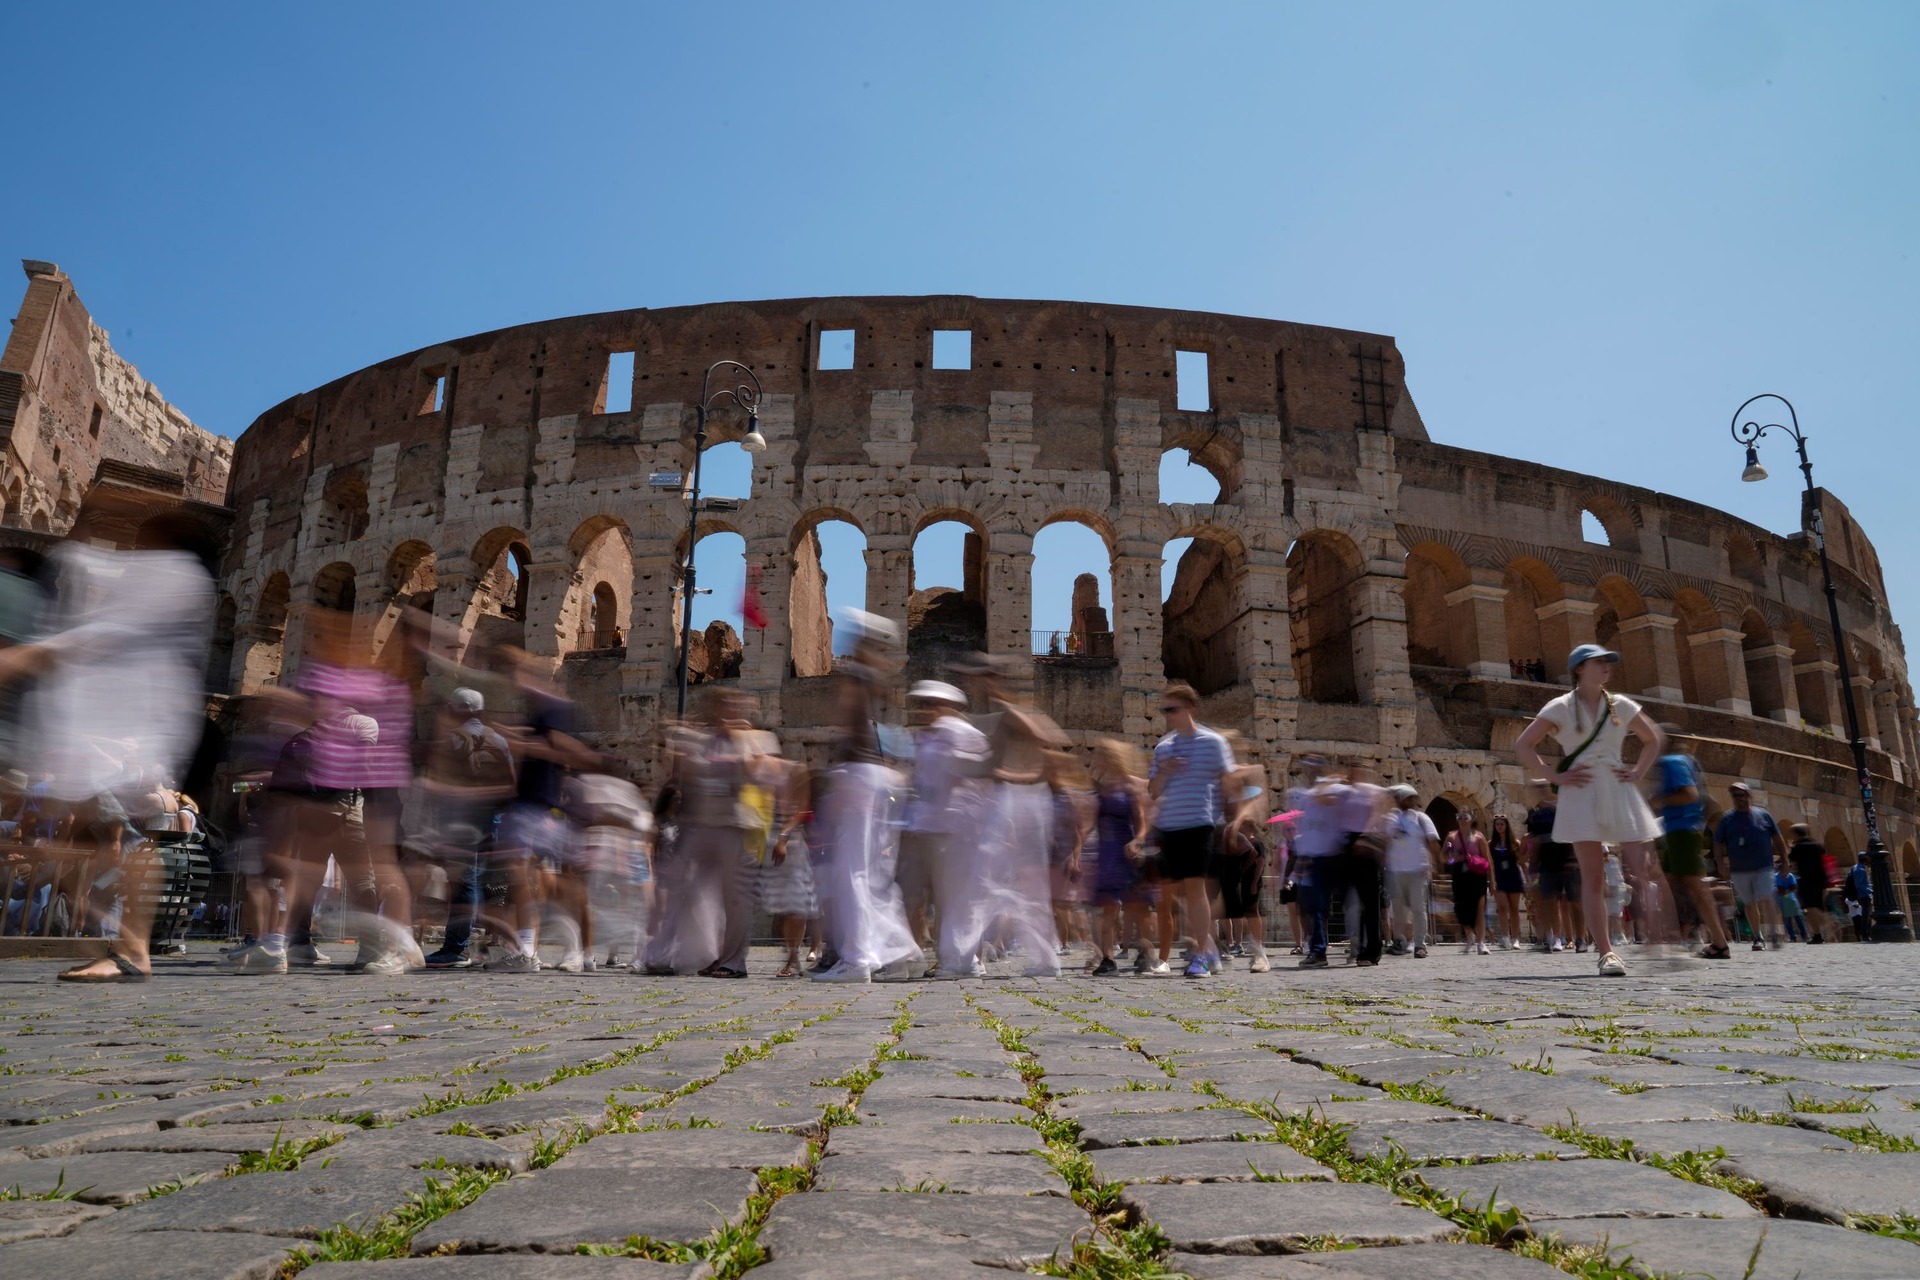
[1160,704,1182,714]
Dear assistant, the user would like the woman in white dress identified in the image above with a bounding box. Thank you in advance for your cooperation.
[1514,643,1665,978]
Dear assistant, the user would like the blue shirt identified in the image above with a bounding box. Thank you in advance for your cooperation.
[1150,726,1235,830]
[1653,754,1705,833]
[1715,806,1781,873]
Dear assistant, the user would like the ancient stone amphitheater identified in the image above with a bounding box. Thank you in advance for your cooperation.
[219,296,1920,903]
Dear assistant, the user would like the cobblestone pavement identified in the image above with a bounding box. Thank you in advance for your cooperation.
[6,945,1920,1279]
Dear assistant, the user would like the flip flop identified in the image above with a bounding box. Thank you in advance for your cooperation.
[774,964,799,979]
[58,952,150,983]
[706,966,748,979]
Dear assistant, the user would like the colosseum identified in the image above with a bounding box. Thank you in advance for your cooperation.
[215,295,1920,911]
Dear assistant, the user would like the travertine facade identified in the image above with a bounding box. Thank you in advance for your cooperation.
[0,261,231,531]
[218,295,1920,906]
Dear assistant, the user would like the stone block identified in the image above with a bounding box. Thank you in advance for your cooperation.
[1720,1152,1920,1222]
[551,1129,810,1171]
[0,1229,302,1280]
[1531,1216,1920,1280]
[756,1190,1087,1268]
[1121,1182,1456,1252]
[410,1167,757,1252]
[1420,1160,1759,1220]
[1168,1243,1570,1278]
[812,1151,1061,1195]
[1089,1140,1333,1184]
[2,1149,235,1204]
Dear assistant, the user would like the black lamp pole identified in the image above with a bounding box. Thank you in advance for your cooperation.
[1732,393,1909,941]
[676,359,763,719]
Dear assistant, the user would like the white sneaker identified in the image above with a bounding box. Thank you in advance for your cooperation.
[553,952,586,974]
[1477,941,1490,955]
[1598,951,1628,977]
[1248,952,1271,974]
[967,958,987,978]
[286,943,331,967]
[486,951,541,973]
[1148,961,1171,975]
[359,949,411,976]
[232,943,287,975]
[1550,939,1566,953]
[811,959,872,983]
[874,959,916,982]
[1509,939,1522,951]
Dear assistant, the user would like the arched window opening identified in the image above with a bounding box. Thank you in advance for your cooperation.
[586,583,619,649]
[1162,532,1241,695]
[1159,448,1223,505]
[790,519,867,677]
[1287,534,1363,704]
[1032,521,1113,658]
[1580,509,1610,546]
[676,529,746,684]
[909,519,986,661]
[698,441,753,501]
[1401,549,1456,670]
[559,521,631,656]
[1502,562,1552,680]
[1742,610,1786,719]
[463,529,533,654]
[312,561,357,614]
[241,573,291,691]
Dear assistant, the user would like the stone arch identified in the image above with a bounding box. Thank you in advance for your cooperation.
[312,560,357,613]
[1669,589,1719,705]
[1427,791,1487,843]
[1287,529,1367,704]
[1578,494,1640,554]
[1825,827,1855,880]
[318,467,370,545]
[1503,557,1564,677]
[373,540,437,660]
[1592,575,1658,695]
[1033,515,1115,658]
[1164,523,1250,696]
[1402,541,1473,670]
[909,509,987,661]
[1741,608,1788,719]
[789,508,867,677]
[560,517,632,656]
[464,526,532,653]
[671,519,747,672]
[1159,446,1226,506]
[239,572,291,690]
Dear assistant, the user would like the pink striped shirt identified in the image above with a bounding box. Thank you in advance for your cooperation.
[292,662,414,789]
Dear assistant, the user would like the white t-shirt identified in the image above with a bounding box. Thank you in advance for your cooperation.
[1384,808,1439,875]
[907,715,991,834]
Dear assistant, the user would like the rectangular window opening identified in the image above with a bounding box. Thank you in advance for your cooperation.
[602,351,635,414]
[932,329,972,370]
[818,329,855,371]
[88,405,102,438]
[419,370,447,416]
[1175,350,1210,412]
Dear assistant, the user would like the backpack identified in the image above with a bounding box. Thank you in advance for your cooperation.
[453,727,513,789]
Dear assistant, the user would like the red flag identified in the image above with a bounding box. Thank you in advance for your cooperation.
[742,562,768,630]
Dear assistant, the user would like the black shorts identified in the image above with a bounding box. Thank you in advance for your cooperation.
[1154,825,1217,883]
[1213,852,1264,920]
[1535,862,1580,902]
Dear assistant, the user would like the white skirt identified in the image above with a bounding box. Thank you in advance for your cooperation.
[817,763,921,969]
[1552,764,1663,846]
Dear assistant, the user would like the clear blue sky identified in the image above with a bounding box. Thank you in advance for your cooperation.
[4,3,1915,654]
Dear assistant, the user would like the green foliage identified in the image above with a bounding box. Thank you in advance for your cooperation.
[283,1168,508,1271]
[1830,1122,1920,1153]
[1786,1091,1875,1114]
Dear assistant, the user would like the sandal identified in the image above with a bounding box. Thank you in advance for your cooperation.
[1697,943,1731,960]
[774,963,800,979]
[58,952,150,983]
[706,966,748,980]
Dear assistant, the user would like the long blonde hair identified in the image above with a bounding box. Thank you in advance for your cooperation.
[1092,738,1143,785]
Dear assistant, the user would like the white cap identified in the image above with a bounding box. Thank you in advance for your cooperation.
[841,608,902,648]
[450,687,484,714]
[341,713,380,746]
[908,680,967,706]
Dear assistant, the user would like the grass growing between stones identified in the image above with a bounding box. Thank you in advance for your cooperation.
[1541,1124,1768,1208]
[279,1167,508,1272]
[1828,1121,1920,1152]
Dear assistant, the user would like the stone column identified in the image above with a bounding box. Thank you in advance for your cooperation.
[1534,595,1597,679]
[1689,627,1752,715]
[984,536,1035,664]
[1615,612,1683,703]
[1349,565,1409,707]
[1747,642,1802,724]
[738,534,791,725]
[864,533,912,640]
[624,540,681,690]
[1853,677,1881,749]
[1443,581,1510,680]
[1794,659,1841,734]
[430,556,477,662]
[518,549,577,671]
[231,622,287,694]
[1236,549,1302,774]
[1112,543,1165,744]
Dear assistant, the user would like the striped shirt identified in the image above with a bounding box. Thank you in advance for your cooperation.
[1149,725,1235,830]
[291,661,414,789]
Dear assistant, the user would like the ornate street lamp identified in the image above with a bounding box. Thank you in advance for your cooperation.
[677,360,765,718]
[1732,393,1909,941]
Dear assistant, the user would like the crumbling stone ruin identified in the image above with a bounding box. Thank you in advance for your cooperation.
[206,294,1920,908]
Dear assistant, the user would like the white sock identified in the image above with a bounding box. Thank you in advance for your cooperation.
[518,929,537,957]
[263,932,286,952]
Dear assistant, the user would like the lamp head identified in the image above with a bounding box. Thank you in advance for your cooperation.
[1741,444,1769,484]
[741,411,767,455]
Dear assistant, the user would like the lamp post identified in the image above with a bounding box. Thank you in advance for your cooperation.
[676,359,767,719]
[1731,393,1910,941]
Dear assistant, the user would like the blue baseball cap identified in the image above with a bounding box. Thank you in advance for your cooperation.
[1568,643,1622,673]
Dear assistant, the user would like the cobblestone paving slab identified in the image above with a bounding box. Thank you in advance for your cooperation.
[1531,1216,1920,1280]
[1122,1181,1458,1251]
[1168,1242,1571,1277]
[1419,1156,1762,1218]
[1,1148,236,1203]
[11,945,1920,1275]
[1720,1151,1920,1222]
[755,1190,1088,1266]
[0,1228,304,1279]
[1088,1140,1334,1184]
[409,1166,759,1253]
[307,1260,706,1280]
